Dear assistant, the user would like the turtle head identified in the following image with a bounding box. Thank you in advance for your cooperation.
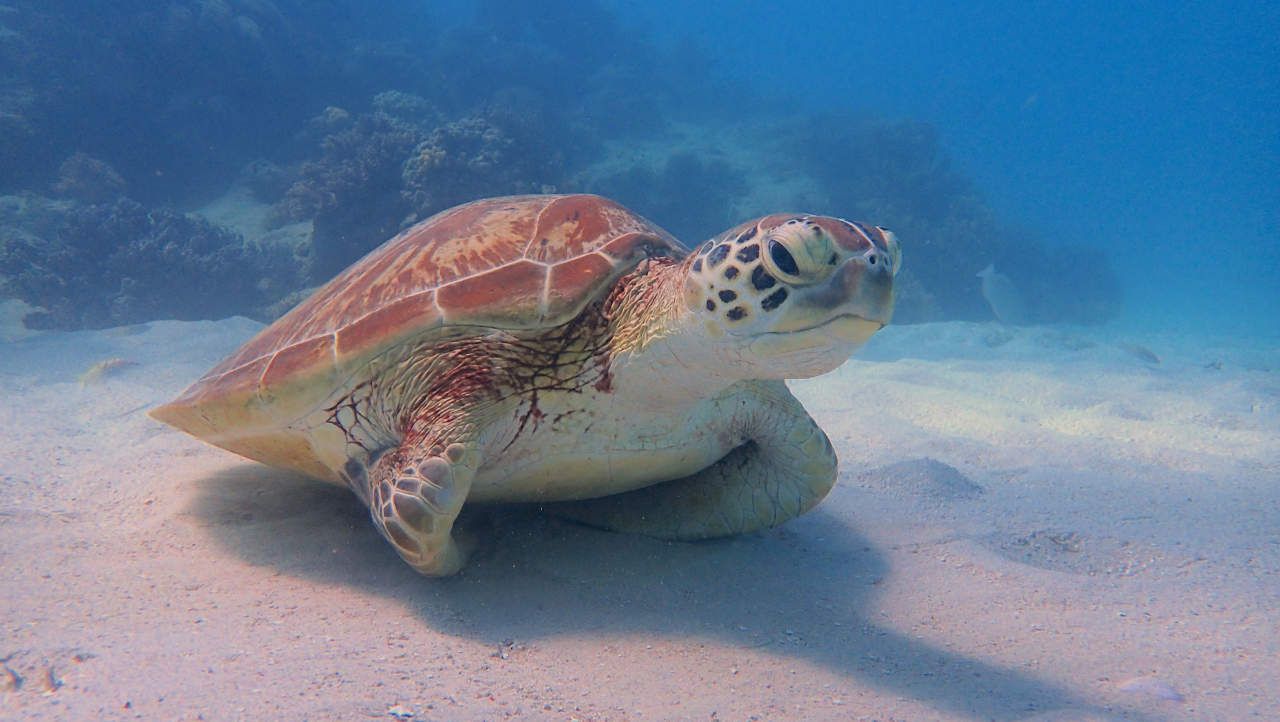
[682,214,899,379]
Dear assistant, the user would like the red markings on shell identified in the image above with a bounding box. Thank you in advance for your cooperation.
[335,290,440,359]
[436,259,546,324]
[545,253,616,321]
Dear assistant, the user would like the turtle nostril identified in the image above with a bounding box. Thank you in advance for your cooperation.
[868,253,877,265]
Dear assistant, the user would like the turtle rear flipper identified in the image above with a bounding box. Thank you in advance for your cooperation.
[552,381,836,540]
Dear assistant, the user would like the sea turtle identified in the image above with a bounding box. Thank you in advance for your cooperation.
[151,194,899,575]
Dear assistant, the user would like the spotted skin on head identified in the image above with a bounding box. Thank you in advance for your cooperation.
[690,231,766,332]
[686,213,898,339]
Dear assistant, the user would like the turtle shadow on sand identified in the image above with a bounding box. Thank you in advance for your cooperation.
[188,465,1142,721]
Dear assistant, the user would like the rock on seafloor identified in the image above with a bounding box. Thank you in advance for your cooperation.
[1116,676,1185,702]
[850,457,985,501]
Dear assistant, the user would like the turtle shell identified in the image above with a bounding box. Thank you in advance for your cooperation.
[151,194,682,475]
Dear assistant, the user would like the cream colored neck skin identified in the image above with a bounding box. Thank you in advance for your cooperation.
[602,260,740,413]
[613,321,740,413]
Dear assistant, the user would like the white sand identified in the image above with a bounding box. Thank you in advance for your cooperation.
[1,318,1276,721]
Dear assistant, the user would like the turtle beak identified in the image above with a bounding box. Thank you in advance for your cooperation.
[738,217,897,378]
[834,241,896,327]
[832,224,897,328]
[751,247,894,357]
[789,235,896,331]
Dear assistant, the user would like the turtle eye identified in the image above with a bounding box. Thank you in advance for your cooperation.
[767,239,801,279]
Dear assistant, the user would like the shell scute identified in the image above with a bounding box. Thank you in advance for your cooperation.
[260,334,334,392]
[544,253,616,320]
[335,289,439,361]
[436,258,546,325]
[527,195,649,262]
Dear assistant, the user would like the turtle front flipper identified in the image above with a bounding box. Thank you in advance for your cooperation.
[357,440,476,576]
[554,382,837,540]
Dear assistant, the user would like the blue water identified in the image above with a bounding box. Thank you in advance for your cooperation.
[610,0,1280,337]
[0,0,1275,336]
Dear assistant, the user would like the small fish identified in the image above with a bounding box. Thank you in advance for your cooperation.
[1118,343,1161,365]
[977,264,1030,325]
[78,358,140,386]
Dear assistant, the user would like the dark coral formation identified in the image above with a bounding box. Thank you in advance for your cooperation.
[402,114,563,220]
[271,106,426,279]
[273,96,565,281]
[51,153,128,204]
[0,196,303,329]
[239,160,292,204]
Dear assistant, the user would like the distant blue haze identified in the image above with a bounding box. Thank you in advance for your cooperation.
[607,0,1279,336]
[1,1,1273,336]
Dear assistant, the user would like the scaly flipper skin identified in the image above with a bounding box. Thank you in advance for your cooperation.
[363,440,475,576]
[553,382,837,540]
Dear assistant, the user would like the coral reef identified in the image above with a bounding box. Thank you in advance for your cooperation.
[51,153,128,204]
[401,113,562,221]
[275,96,564,280]
[239,160,292,204]
[371,90,438,125]
[275,108,425,225]
[0,1,444,202]
[0,196,303,330]
[271,102,431,280]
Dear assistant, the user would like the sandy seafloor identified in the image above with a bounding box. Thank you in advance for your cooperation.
[0,317,1276,721]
